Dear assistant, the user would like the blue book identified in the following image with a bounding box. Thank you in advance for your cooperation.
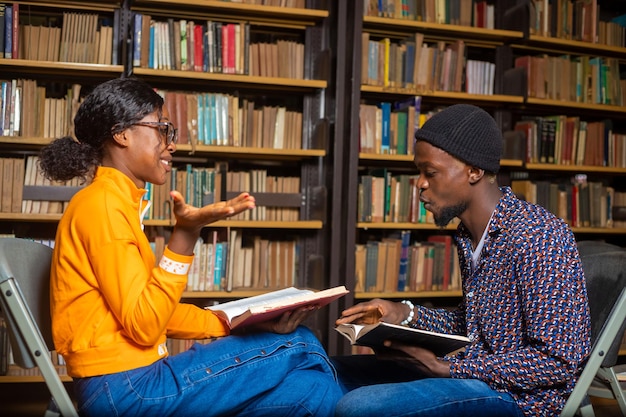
[143,182,152,220]
[379,102,391,154]
[213,242,224,290]
[396,230,411,291]
[196,93,205,143]
[132,13,142,67]
[208,93,218,145]
[4,5,12,59]
[148,23,155,68]
[0,81,6,133]
[0,4,5,60]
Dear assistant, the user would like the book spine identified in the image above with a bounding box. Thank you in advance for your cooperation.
[132,13,142,67]
[380,102,391,154]
[0,5,5,60]
[4,5,12,59]
[397,230,411,291]
[10,2,17,59]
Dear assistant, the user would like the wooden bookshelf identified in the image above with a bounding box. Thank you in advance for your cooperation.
[325,1,626,358]
[0,0,336,396]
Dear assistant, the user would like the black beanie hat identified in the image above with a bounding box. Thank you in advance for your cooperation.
[415,104,502,173]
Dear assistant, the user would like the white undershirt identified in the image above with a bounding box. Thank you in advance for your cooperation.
[470,211,494,273]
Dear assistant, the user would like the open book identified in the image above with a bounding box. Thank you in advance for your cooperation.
[335,322,470,357]
[207,286,349,329]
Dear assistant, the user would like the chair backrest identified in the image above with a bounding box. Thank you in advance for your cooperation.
[0,238,78,416]
[560,241,626,417]
[577,240,626,367]
[0,238,54,368]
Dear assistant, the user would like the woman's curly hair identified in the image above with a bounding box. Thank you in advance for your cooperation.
[38,77,164,183]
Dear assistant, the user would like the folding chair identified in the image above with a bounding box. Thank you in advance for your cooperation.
[560,241,626,417]
[0,238,78,417]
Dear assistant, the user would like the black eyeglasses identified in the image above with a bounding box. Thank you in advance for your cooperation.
[133,121,178,146]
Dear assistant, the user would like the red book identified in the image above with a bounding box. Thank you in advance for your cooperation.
[193,24,204,72]
[227,23,235,74]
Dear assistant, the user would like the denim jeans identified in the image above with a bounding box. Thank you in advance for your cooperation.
[332,355,524,417]
[73,326,342,417]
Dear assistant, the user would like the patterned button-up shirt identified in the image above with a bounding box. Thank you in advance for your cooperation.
[413,186,591,417]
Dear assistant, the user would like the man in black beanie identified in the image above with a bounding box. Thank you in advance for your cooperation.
[333,104,590,417]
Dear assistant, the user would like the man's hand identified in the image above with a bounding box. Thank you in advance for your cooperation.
[380,340,451,378]
[336,298,410,325]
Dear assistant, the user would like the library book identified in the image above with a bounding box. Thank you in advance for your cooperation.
[335,321,470,357]
[206,285,349,329]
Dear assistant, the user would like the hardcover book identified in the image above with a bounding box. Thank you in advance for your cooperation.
[207,285,349,329]
[335,321,470,357]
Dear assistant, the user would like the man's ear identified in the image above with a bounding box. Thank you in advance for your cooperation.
[468,166,484,184]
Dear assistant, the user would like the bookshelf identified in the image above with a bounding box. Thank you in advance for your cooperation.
[326,0,626,355]
[0,0,339,403]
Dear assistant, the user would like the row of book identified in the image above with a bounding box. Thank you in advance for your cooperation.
[236,0,306,6]
[0,4,121,64]
[355,232,462,293]
[1,155,302,220]
[358,166,626,230]
[364,0,493,29]
[176,231,299,292]
[361,34,468,92]
[146,163,301,222]
[159,89,304,149]
[2,80,306,151]
[21,13,114,64]
[362,33,493,95]
[513,116,626,168]
[511,177,626,229]
[0,80,80,138]
[364,0,626,48]
[358,94,626,169]
[359,96,423,155]
[514,54,625,106]
[362,30,625,106]
[132,15,305,79]
[358,171,432,224]
[529,0,626,47]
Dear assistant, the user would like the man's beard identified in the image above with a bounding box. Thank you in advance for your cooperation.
[434,202,466,227]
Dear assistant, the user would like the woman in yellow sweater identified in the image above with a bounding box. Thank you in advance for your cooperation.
[38,77,342,416]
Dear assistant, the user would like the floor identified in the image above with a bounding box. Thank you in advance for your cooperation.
[591,397,625,417]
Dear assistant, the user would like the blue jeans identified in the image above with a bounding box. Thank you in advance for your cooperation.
[332,355,524,417]
[73,327,342,416]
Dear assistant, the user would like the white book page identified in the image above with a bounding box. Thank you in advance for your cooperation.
[206,287,311,321]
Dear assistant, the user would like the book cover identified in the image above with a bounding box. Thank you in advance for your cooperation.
[335,321,470,357]
[207,286,349,329]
